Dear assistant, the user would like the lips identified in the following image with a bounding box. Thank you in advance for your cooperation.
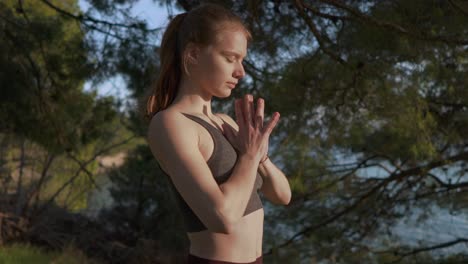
[227,82,237,88]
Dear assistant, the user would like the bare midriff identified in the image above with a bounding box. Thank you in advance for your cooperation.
[187,208,264,262]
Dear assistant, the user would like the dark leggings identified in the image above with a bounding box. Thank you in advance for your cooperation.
[187,254,263,264]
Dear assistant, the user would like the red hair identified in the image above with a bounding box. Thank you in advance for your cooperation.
[145,3,251,120]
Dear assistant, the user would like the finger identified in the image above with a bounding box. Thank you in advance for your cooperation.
[262,112,280,136]
[255,115,263,130]
[244,94,252,127]
[256,98,264,129]
[249,95,255,124]
[234,99,244,130]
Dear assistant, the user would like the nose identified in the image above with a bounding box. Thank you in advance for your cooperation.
[233,62,245,79]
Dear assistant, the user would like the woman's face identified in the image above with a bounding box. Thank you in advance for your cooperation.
[189,28,247,98]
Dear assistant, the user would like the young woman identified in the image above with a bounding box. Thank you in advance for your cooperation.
[146,3,291,264]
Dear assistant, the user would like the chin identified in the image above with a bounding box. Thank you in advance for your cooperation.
[215,90,232,99]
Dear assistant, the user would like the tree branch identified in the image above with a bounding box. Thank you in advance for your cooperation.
[38,0,160,32]
[319,0,468,45]
[35,136,135,215]
[448,0,468,17]
[379,238,468,264]
[294,0,349,67]
[265,151,468,255]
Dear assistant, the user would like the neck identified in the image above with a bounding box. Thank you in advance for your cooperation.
[171,77,215,117]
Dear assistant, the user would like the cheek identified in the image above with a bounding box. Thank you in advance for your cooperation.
[208,58,231,79]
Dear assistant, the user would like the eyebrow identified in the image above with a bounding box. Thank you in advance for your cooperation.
[221,50,246,59]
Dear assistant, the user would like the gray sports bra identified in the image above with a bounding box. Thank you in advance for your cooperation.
[161,113,263,232]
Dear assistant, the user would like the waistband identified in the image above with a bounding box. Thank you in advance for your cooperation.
[187,254,263,264]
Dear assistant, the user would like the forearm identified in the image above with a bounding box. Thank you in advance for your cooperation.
[219,154,260,225]
[258,158,292,205]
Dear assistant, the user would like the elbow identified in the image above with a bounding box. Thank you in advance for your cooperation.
[207,223,234,234]
[283,193,292,205]
[211,206,236,234]
[279,191,292,205]
[282,183,292,205]
[217,222,235,235]
[211,219,235,234]
[265,191,292,206]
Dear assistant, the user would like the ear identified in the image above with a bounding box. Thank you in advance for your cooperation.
[185,42,200,65]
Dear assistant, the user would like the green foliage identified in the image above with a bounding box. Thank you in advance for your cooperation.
[126,0,468,262]
[0,243,56,264]
[98,144,189,255]
[2,0,467,262]
[0,242,100,264]
[0,0,108,152]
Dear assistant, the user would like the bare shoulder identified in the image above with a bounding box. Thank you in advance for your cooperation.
[148,110,198,142]
[149,109,193,131]
[215,112,239,132]
[147,110,199,170]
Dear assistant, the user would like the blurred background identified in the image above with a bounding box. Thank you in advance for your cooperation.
[0,0,467,263]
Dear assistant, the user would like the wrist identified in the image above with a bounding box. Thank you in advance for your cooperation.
[240,153,262,164]
[258,156,269,179]
[259,155,269,164]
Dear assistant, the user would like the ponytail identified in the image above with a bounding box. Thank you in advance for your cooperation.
[145,13,187,119]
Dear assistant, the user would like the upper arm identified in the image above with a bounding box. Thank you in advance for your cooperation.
[147,112,232,233]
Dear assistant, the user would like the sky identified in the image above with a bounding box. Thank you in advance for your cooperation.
[78,0,179,102]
